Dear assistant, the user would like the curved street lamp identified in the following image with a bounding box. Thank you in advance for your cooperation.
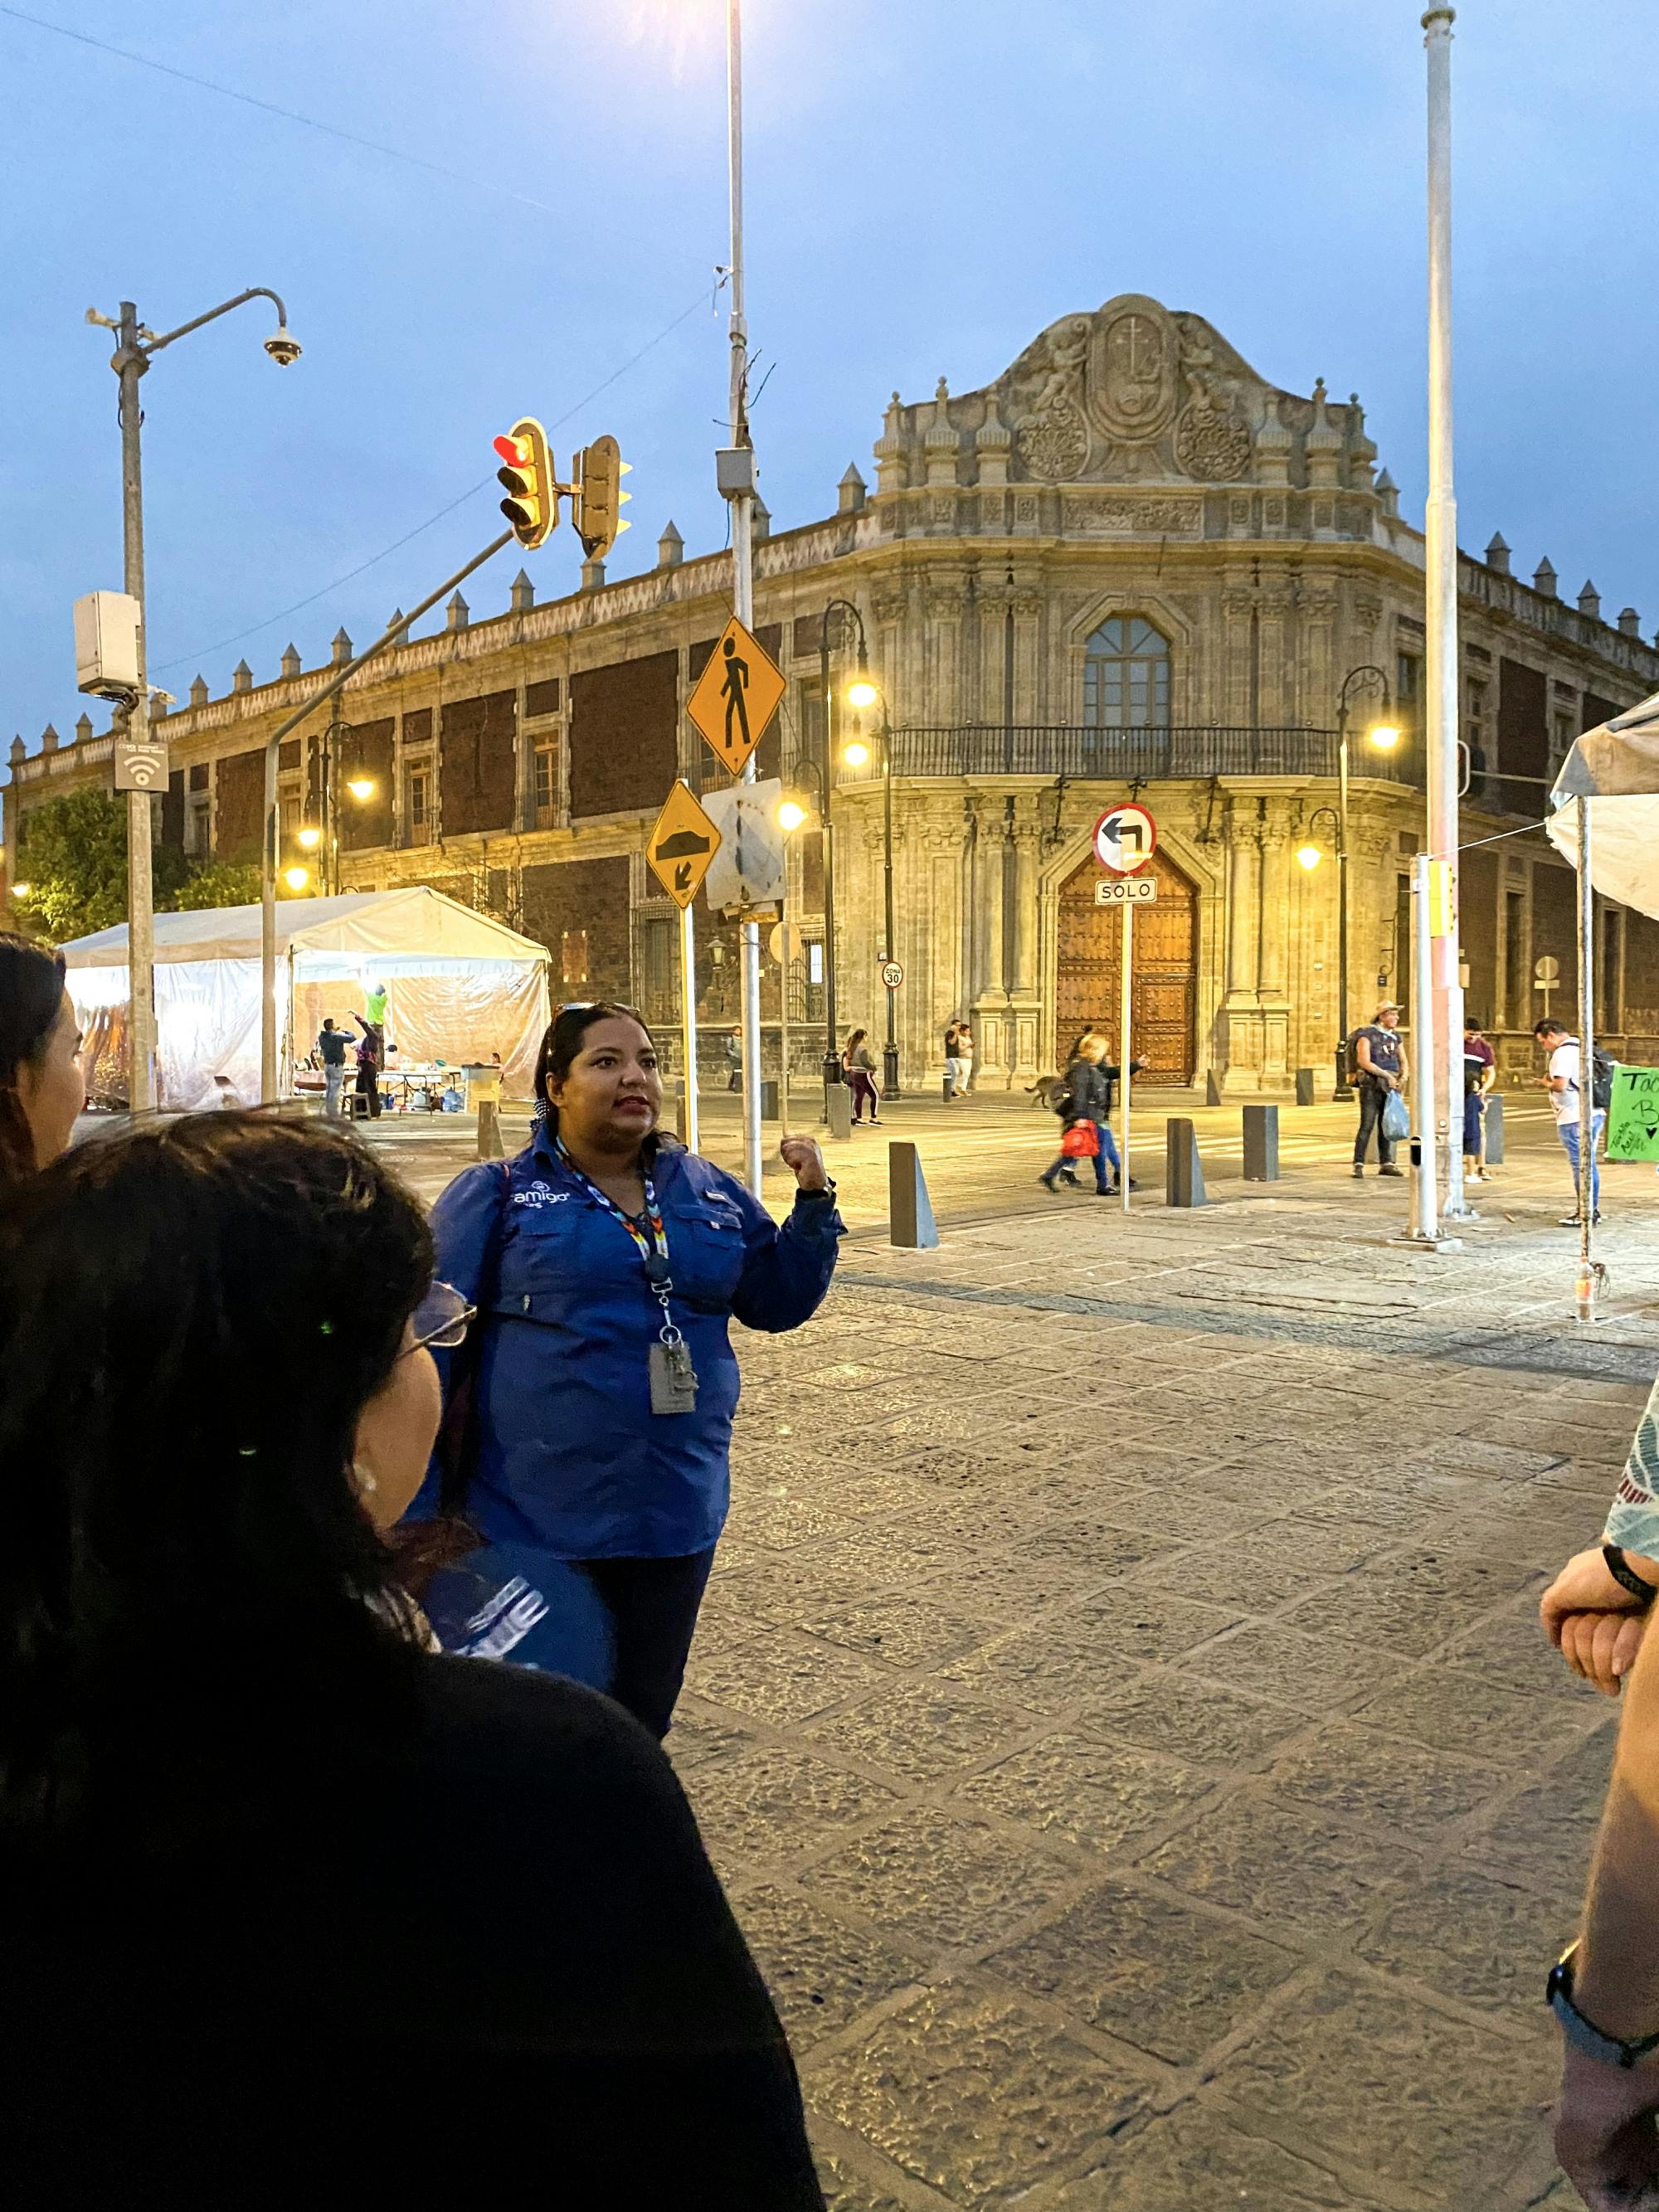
[1330,664,1398,1099]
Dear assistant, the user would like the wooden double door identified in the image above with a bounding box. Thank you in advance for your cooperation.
[1055,849,1197,1083]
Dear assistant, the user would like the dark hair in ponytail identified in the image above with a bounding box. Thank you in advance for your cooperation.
[533,1002,657,1135]
[0,932,67,1186]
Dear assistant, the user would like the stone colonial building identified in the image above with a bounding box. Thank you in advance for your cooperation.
[10,290,1659,1091]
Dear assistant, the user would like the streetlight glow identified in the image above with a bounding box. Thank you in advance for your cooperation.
[845,677,878,711]
[346,775,376,802]
[776,796,810,834]
[842,739,871,769]
[283,865,310,892]
[1368,722,1402,751]
[1297,843,1323,873]
[296,825,323,849]
[10,882,31,900]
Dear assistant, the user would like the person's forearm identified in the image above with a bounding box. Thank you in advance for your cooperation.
[1575,1616,1659,2038]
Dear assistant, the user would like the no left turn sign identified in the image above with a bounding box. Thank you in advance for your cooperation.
[1093,802,1158,873]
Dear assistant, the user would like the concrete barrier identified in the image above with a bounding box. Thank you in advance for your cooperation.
[476,1099,505,1160]
[889,1141,939,1248]
[1483,1093,1505,1166]
[825,1084,854,1140]
[1294,1067,1316,1106]
[1166,1118,1207,1207]
[1204,1068,1223,1107]
[1243,1103,1279,1182]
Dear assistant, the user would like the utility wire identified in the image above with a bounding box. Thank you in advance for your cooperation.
[153,281,723,674]
[0,2,568,221]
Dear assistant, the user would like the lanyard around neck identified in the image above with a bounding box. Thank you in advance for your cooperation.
[552,1141,683,1346]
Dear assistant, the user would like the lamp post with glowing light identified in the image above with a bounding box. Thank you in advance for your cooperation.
[1313,666,1401,1100]
[841,673,900,1097]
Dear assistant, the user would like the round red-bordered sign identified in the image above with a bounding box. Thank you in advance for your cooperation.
[1092,803,1158,874]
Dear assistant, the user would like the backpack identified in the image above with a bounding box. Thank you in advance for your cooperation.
[1592,1046,1617,1114]
[1344,1028,1364,1083]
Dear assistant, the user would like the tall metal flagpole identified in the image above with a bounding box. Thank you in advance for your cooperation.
[727,0,764,1198]
[114,303,158,1115]
[1424,5,1471,1224]
[680,900,701,1153]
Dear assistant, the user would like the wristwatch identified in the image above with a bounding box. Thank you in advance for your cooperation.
[798,1177,837,1201]
[1548,1943,1659,2068]
[1603,1544,1659,1610]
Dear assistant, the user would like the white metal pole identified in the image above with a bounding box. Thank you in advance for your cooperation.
[777,906,791,1130]
[1576,796,1599,1314]
[116,304,157,1116]
[680,899,701,1154]
[1120,899,1133,1213]
[1409,855,1440,1240]
[1424,5,1468,1223]
[727,0,763,1198]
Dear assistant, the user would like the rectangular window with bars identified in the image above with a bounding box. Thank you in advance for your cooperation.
[406,765,431,845]
[533,744,557,827]
[561,928,589,997]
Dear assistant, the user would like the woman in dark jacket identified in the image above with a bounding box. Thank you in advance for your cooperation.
[411,1000,841,1738]
[0,1114,824,2207]
[0,931,84,1186]
[1039,1031,1121,1196]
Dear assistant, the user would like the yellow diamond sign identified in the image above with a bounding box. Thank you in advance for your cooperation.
[685,615,786,777]
[647,781,722,910]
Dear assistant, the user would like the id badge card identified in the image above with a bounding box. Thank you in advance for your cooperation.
[649,1339,698,1416]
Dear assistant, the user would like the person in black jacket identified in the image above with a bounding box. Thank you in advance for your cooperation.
[0,1114,824,2210]
[1039,1031,1121,1195]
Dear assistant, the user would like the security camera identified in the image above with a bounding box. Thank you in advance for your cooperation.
[264,328,302,367]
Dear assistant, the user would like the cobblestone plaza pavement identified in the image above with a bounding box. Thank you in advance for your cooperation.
[366,1092,1658,2209]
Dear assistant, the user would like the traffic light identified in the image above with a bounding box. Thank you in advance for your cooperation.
[572,435,631,560]
[494,416,555,550]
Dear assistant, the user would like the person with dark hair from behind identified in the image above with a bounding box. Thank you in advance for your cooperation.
[0,930,85,1186]
[409,1000,841,1740]
[0,1114,825,2207]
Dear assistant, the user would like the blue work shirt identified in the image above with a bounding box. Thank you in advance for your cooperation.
[421,1541,615,1690]
[412,1129,842,1561]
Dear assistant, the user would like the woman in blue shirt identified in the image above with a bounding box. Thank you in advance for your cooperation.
[412,1001,841,1736]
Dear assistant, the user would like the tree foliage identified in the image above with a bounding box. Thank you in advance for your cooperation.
[13,790,275,944]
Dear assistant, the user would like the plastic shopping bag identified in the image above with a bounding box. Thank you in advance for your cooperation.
[1381,1089,1410,1143]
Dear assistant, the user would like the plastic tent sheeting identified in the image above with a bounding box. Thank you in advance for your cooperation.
[61,887,551,1111]
[1548,688,1659,919]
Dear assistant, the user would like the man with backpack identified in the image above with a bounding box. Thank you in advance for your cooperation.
[1535,1018,1613,1227]
[1349,1002,1408,1179]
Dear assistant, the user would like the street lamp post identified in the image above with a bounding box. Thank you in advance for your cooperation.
[1329,664,1399,1101]
[816,598,868,1104]
[843,684,901,1098]
[85,288,300,1112]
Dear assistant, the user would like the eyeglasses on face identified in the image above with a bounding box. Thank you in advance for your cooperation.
[406,1280,476,1354]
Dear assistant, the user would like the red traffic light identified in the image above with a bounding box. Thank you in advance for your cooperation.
[494,432,530,468]
[494,416,555,551]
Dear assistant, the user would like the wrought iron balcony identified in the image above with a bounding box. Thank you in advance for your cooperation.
[842,723,1351,782]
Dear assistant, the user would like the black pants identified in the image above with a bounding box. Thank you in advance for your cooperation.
[1354,1076,1395,1165]
[356,1063,382,1118]
[573,1548,717,1740]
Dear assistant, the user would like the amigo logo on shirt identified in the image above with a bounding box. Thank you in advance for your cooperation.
[512,1180,570,1209]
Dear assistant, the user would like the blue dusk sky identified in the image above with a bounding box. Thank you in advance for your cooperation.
[2,0,1654,761]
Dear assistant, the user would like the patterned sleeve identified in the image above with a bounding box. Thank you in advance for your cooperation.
[1603,1373,1659,1560]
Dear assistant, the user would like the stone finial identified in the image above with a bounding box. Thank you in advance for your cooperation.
[1578,581,1602,621]
[75,713,92,745]
[231,660,253,694]
[975,410,1012,489]
[935,375,950,406]
[1305,377,1342,489]
[331,629,353,667]
[1345,393,1378,489]
[387,607,409,646]
[1485,532,1511,575]
[581,556,606,592]
[8,735,24,767]
[40,722,59,753]
[189,673,209,707]
[923,381,960,488]
[1618,607,1642,638]
[1254,396,1293,488]
[657,520,684,568]
[874,391,907,496]
[838,464,867,514]
[280,642,301,680]
[510,570,534,614]
[445,591,469,633]
[752,494,771,543]
[1374,467,1400,518]
[1533,557,1558,599]
[1311,377,1329,420]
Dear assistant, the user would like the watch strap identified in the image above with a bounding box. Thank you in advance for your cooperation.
[1549,1948,1659,2069]
[1603,1545,1658,1609]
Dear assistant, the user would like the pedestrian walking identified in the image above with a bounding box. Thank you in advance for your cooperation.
[1350,1001,1408,1178]
[953,1019,974,1098]
[1039,1032,1121,1196]
[0,1113,824,2207]
[843,1028,882,1124]
[1536,1017,1608,1226]
[725,1030,742,1091]
[0,932,84,1187]
[316,1016,348,1117]
[412,1000,841,1740]
[942,1021,963,1100]
[1462,1019,1496,1181]
[353,1012,382,1120]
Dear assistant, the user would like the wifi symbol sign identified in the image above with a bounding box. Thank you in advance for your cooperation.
[114,743,167,794]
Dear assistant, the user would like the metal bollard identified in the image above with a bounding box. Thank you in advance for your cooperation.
[825,1084,854,1140]
[888,1140,939,1248]
[476,1098,505,1160]
[760,1078,780,1122]
[1204,1068,1223,1107]
[1294,1067,1316,1106]
[1242,1103,1279,1182]
[1166,1118,1207,1207]
[1483,1093,1504,1167]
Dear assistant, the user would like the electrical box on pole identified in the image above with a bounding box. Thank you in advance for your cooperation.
[73,591,142,702]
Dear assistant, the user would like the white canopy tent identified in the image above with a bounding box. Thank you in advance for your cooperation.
[61,887,552,1111]
[1548,688,1659,917]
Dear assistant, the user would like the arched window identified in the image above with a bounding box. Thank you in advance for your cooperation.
[1083,615,1170,729]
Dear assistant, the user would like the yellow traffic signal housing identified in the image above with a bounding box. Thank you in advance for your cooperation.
[572,435,631,560]
[494,416,556,550]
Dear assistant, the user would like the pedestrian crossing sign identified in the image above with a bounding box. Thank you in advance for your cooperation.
[685,616,786,778]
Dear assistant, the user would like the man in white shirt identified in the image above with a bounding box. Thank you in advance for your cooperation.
[1535,1017,1603,1227]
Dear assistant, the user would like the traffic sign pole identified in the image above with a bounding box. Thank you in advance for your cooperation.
[680,901,700,1154]
[1121,898,1133,1214]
